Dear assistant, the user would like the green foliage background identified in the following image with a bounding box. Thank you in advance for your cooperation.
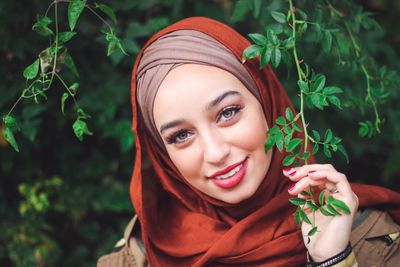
[0,0,399,266]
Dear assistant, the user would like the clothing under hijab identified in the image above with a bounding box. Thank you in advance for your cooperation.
[136,29,261,146]
[130,17,400,267]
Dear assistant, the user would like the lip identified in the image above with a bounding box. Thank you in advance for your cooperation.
[208,158,248,189]
[208,158,247,179]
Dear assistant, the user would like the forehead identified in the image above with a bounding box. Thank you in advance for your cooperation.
[153,64,252,113]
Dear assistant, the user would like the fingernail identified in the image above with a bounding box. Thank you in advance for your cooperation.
[308,170,316,174]
[288,184,295,191]
[289,170,296,176]
[283,167,292,172]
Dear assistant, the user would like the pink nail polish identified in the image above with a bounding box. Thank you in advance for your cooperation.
[288,184,295,191]
[309,170,316,174]
[283,167,292,172]
[289,170,297,176]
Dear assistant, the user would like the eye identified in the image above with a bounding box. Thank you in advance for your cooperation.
[166,129,193,145]
[217,105,242,123]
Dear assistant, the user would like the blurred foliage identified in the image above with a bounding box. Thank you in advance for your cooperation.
[0,0,399,266]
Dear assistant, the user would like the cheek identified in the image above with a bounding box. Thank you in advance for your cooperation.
[230,111,267,150]
[167,148,203,182]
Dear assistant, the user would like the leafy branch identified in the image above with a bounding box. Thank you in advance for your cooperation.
[1,0,126,152]
[242,0,350,242]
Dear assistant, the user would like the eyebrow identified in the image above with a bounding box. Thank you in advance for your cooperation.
[159,90,241,134]
[206,90,241,111]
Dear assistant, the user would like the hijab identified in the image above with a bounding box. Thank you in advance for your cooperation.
[130,17,400,266]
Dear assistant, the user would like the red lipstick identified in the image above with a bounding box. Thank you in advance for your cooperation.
[208,158,248,189]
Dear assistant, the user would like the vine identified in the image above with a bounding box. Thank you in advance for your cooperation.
[1,0,126,151]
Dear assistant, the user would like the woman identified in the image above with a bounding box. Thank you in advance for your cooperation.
[98,17,400,267]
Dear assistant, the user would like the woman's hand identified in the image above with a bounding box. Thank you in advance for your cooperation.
[284,164,359,262]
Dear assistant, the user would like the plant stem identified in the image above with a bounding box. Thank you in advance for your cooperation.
[289,0,309,160]
[344,23,381,133]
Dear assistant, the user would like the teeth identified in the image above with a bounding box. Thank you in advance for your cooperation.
[215,164,242,180]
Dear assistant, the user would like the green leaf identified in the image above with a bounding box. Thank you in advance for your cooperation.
[285,107,294,121]
[61,93,69,114]
[312,130,321,141]
[268,125,280,135]
[58,31,77,43]
[358,122,369,137]
[77,108,90,119]
[287,138,302,152]
[95,2,117,24]
[266,29,279,46]
[23,59,40,80]
[271,11,286,23]
[2,127,19,152]
[276,131,284,152]
[68,0,87,31]
[327,203,341,215]
[300,152,311,161]
[299,208,311,224]
[325,129,333,143]
[72,119,93,141]
[3,115,19,130]
[331,198,351,214]
[264,135,276,151]
[64,52,79,77]
[293,211,301,226]
[293,123,302,132]
[282,36,295,49]
[318,190,325,206]
[323,144,332,158]
[311,93,322,109]
[231,0,251,22]
[338,145,349,163]
[249,33,267,45]
[69,82,79,93]
[275,116,286,125]
[289,197,306,206]
[323,86,343,95]
[252,0,262,18]
[242,44,260,62]
[308,226,318,236]
[328,95,342,109]
[319,206,334,216]
[312,143,319,154]
[322,31,332,53]
[32,16,53,36]
[283,155,295,166]
[313,74,326,92]
[300,190,311,197]
[300,22,308,33]
[271,47,281,68]
[307,201,319,211]
[260,46,272,68]
[265,23,283,35]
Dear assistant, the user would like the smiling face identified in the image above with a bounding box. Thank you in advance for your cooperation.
[153,64,272,204]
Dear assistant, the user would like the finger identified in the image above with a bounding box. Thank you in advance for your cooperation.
[283,164,336,182]
[288,176,325,195]
[307,170,353,197]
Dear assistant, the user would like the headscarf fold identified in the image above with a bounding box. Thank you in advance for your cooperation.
[130,16,400,266]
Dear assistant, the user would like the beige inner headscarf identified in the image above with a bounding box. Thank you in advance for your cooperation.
[136,29,261,146]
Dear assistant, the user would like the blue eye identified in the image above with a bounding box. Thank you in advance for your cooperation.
[217,105,242,123]
[166,130,192,144]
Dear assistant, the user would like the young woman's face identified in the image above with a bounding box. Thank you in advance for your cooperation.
[153,64,272,204]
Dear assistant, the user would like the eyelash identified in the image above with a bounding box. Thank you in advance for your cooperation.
[165,105,243,145]
[216,105,242,123]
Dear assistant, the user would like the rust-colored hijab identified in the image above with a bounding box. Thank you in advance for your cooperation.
[130,17,400,266]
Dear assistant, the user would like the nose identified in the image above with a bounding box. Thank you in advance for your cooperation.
[201,128,230,165]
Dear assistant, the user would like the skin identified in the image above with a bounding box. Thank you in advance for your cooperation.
[152,63,359,261]
[153,64,272,204]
